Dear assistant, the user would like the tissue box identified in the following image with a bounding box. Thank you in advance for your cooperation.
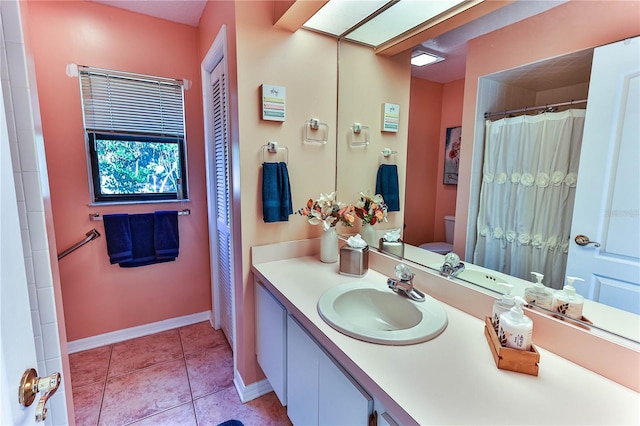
[379,239,404,257]
[339,245,369,277]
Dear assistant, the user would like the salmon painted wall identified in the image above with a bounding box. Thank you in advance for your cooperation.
[26,1,211,341]
[200,1,339,385]
[404,77,442,246]
[433,79,463,242]
[337,42,411,237]
[404,78,463,247]
[454,0,640,258]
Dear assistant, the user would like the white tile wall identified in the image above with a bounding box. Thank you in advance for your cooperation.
[0,1,69,424]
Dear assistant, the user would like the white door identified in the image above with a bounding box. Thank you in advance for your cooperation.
[566,37,640,314]
[0,80,39,424]
[210,61,234,347]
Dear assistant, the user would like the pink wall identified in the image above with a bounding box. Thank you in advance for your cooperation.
[26,1,211,341]
[433,79,464,242]
[404,77,442,246]
[199,1,340,385]
[336,42,411,237]
[405,78,463,246]
[454,0,640,257]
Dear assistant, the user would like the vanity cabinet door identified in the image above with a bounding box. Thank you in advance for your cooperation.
[286,315,321,425]
[318,351,373,425]
[287,314,373,426]
[255,280,287,405]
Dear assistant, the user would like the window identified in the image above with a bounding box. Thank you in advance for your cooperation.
[79,66,188,203]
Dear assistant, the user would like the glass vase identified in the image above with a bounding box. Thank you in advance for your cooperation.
[360,223,378,249]
[320,227,338,263]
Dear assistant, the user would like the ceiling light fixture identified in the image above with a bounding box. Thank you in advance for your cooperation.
[302,0,467,48]
[411,51,445,67]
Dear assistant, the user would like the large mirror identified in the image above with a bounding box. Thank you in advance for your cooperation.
[334,1,639,343]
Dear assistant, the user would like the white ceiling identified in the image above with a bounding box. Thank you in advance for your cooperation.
[486,48,593,92]
[412,0,568,83]
[90,0,207,27]
[89,0,590,88]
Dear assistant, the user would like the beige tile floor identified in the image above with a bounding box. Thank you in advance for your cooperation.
[69,322,291,426]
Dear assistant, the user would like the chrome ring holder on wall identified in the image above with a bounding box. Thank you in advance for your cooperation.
[349,122,370,147]
[262,141,289,164]
[304,118,329,145]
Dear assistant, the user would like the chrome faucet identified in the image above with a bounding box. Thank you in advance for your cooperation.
[440,252,465,278]
[387,264,426,302]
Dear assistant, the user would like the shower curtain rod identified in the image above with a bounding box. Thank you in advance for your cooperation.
[484,98,587,119]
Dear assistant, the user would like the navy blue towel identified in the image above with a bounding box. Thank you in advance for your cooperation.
[103,214,133,264]
[120,213,173,268]
[262,162,293,223]
[154,210,179,259]
[376,164,400,212]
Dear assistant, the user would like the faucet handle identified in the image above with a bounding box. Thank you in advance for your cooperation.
[444,252,461,266]
[394,263,414,281]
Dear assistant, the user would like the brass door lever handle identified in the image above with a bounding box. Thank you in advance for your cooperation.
[575,234,601,247]
[19,368,61,422]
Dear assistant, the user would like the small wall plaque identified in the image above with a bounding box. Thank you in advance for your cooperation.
[381,103,399,132]
[262,84,286,122]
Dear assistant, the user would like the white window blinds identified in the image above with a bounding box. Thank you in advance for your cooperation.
[79,66,185,137]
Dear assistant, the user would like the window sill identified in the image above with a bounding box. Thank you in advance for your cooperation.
[88,199,191,207]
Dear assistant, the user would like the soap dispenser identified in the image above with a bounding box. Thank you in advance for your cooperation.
[552,276,585,320]
[491,284,514,332]
[524,272,553,310]
[498,298,533,351]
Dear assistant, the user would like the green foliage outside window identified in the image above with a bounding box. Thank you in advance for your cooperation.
[88,133,187,202]
[96,138,180,195]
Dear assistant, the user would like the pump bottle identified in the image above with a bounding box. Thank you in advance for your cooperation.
[552,276,585,320]
[498,298,533,351]
[524,272,553,310]
[491,284,514,332]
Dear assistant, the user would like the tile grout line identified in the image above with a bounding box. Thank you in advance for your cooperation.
[95,345,114,426]
[178,325,200,426]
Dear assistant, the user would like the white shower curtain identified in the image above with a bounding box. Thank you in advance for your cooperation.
[473,109,586,289]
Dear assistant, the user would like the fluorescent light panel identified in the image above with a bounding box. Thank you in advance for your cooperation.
[346,0,466,47]
[411,51,444,66]
[302,0,389,37]
[303,0,467,47]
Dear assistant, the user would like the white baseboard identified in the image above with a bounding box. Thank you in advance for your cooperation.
[67,311,212,353]
[233,370,273,403]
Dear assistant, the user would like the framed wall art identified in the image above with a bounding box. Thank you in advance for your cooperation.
[444,126,461,185]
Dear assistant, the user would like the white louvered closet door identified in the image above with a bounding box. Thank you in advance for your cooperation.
[211,61,234,347]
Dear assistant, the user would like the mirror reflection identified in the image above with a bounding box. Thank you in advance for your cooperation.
[335,1,640,343]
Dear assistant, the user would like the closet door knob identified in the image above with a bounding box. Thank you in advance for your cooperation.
[575,234,601,247]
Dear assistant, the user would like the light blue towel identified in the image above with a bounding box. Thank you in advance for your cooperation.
[262,162,293,222]
[376,164,400,212]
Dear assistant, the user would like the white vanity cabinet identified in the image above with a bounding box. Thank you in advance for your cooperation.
[255,278,374,425]
[287,315,373,426]
[255,280,287,405]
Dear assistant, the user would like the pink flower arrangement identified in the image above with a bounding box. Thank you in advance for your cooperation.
[354,192,388,225]
[297,192,356,230]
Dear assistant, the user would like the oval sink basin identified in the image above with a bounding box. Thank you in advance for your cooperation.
[317,281,448,345]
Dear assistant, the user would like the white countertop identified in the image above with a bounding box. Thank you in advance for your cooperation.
[252,254,640,425]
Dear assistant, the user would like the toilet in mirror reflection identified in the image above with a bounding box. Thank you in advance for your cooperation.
[419,215,455,255]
